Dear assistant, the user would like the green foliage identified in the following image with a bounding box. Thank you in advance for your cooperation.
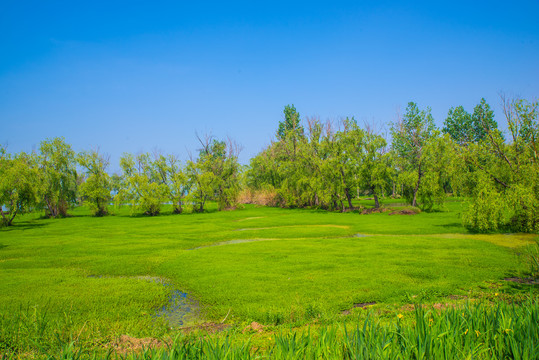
[249,113,392,211]
[443,105,473,145]
[506,184,539,232]
[116,153,168,216]
[152,154,189,214]
[77,150,111,216]
[277,104,304,141]
[460,96,539,233]
[443,98,498,145]
[358,131,390,208]
[0,148,39,226]
[391,102,442,208]
[462,174,506,232]
[186,159,217,212]
[471,98,498,141]
[188,138,241,212]
[38,137,78,217]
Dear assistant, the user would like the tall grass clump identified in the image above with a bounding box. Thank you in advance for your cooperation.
[237,188,282,207]
[269,299,539,359]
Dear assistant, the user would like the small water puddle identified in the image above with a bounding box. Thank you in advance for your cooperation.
[353,234,370,238]
[86,274,198,327]
[154,283,199,327]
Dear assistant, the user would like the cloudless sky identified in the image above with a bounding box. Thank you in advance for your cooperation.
[1,0,538,171]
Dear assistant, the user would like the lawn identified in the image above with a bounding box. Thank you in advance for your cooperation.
[0,199,537,357]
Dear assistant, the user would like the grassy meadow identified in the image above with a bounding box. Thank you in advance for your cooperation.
[1,198,538,358]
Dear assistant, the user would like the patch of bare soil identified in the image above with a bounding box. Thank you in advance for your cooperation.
[342,302,377,315]
[399,299,470,313]
[108,324,231,354]
[504,277,539,285]
[242,321,265,333]
[361,208,388,215]
[111,335,166,353]
[388,209,417,216]
[182,322,231,334]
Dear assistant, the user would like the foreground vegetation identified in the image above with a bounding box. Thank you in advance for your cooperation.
[1,201,538,358]
[2,297,539,359]
[32,299,537,359]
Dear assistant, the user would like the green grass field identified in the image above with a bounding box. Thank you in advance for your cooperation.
[1,199,538,358]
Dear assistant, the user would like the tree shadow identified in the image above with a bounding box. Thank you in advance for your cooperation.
[435,223,463,228]
[503,280,539,292]
[0,244,7,250]
[121,208,221,218]
[421,208,447,213]
[1,222,49,232]
[37,213,87,220]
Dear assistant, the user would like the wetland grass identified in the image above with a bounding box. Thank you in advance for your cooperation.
[1,199,537,358]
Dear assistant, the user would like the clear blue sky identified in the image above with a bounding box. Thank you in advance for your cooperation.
[1,1,538,171]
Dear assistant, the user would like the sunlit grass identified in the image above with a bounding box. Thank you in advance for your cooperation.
[0,199,537,357]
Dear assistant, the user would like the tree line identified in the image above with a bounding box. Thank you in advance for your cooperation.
[1,96,537,233]
[0,135,242,225]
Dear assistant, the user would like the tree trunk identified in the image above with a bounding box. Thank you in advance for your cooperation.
[373,193,380,209]
[174,199,183,214]
[412,165,422,207]
[340,168,354,211]
[344,188,353,210]
[8,209,18,226]
[0,207,7,226]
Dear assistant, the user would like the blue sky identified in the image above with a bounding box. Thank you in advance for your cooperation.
[1,1,538,170]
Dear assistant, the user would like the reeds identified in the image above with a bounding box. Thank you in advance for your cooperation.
[4,297,537,359]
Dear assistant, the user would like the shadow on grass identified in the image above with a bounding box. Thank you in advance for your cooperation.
[421,208,448,213]
[36,213,87,220]
[1,222,49,232]
[119,208,221,218]
[504,281,539,292]
[435,223,463,228]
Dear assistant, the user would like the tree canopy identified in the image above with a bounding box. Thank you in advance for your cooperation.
[2,97,538,234]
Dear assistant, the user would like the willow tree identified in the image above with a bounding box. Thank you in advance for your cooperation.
[77,150,111,216]
[151,154,189,214]
[38,137,78,217]
[116,153,168,216]
[462,96,539,232]
[187,137,241,212]
[0,148,39,226]
[358,131,390,209]
[391,102,437,207]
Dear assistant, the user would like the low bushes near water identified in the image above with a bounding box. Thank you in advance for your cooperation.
[2,297,538,359]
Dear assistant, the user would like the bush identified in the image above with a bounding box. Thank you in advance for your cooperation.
[462,176,505,232]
